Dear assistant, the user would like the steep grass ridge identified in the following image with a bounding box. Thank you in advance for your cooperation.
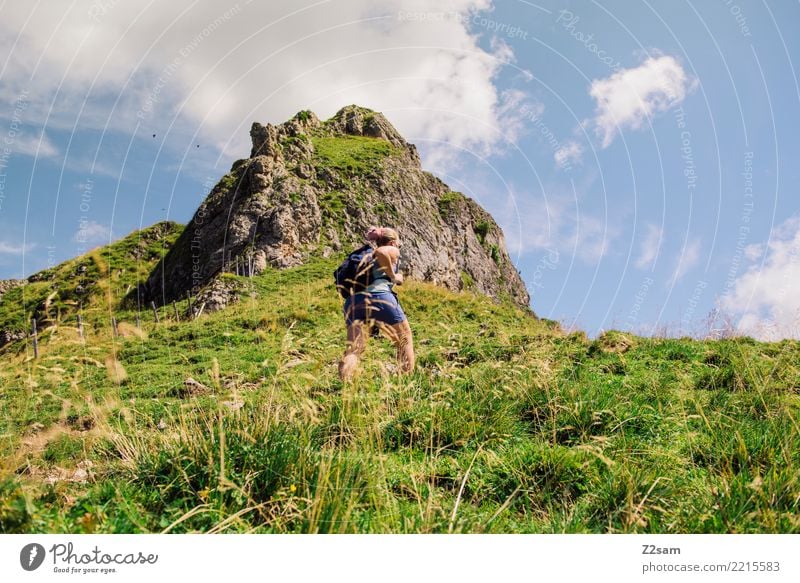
[0,221,181,344]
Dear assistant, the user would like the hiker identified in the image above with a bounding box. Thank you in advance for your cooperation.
[337,226,415,382]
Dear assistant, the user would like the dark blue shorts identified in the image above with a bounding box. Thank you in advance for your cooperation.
[343,291,407,326]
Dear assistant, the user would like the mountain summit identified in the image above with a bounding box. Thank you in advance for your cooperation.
[141,105,530,310]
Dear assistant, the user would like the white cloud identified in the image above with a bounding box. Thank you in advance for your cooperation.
[589,55,696,148]
[73,221,111,244]
[496,185,619,265]
[635,223,663,269]
[721,215,800,340]
[669,237,701,284]
[554,140,583,169]
[12,130,59,159]
[743,242,763,262]
[0,0,524,173]
[0,241,35,255]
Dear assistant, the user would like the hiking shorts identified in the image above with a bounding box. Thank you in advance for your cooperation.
[343,291,407,326]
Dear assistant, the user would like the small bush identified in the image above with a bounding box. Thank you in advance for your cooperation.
[0,478,31,533]
[437,191,465,216]
[473,221,490,243]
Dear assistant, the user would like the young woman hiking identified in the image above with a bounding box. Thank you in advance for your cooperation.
[338,226,415,382]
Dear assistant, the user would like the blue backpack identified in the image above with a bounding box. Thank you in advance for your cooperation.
[334,244,375,298]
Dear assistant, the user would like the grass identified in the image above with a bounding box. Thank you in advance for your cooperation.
[317,190,347,217]
[0,221,181,335]
[310,135,398,178]
[218,172,238,190]
[459,271,475,291]
[0,230,799,534]
[437,191,466,217]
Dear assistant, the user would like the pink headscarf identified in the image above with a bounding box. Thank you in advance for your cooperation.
[366,226,384,242]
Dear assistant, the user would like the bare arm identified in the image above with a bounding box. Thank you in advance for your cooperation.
[373,246,403,284]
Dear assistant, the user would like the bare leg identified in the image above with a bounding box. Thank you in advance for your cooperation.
[384,320,415,374]
[339,321,368,382]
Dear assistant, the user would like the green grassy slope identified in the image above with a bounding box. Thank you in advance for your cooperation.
[0,236,799,533]
[0,221,181,335]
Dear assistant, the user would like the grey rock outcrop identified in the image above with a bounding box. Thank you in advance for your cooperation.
[0,280,25,348]
[0,279,22,299]
[141,105,531,311]
[0,329,25,345]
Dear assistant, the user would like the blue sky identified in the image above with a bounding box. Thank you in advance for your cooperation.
[0,0,798,339]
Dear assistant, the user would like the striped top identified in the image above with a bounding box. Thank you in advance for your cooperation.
[365,257,396,294]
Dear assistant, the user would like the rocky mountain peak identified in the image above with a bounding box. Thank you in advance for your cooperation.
[326,105,412,149]
[141,106,531,312]
[250,105,419,165]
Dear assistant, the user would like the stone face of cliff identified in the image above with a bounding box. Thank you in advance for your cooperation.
[142,105,531,310]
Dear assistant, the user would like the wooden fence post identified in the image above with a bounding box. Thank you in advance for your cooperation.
[151,301,160,323]
[135,312,141,329]
[111,317,119,338]
[173,301,180,321]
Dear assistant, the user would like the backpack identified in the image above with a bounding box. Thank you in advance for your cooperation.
[334,244,375,298]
